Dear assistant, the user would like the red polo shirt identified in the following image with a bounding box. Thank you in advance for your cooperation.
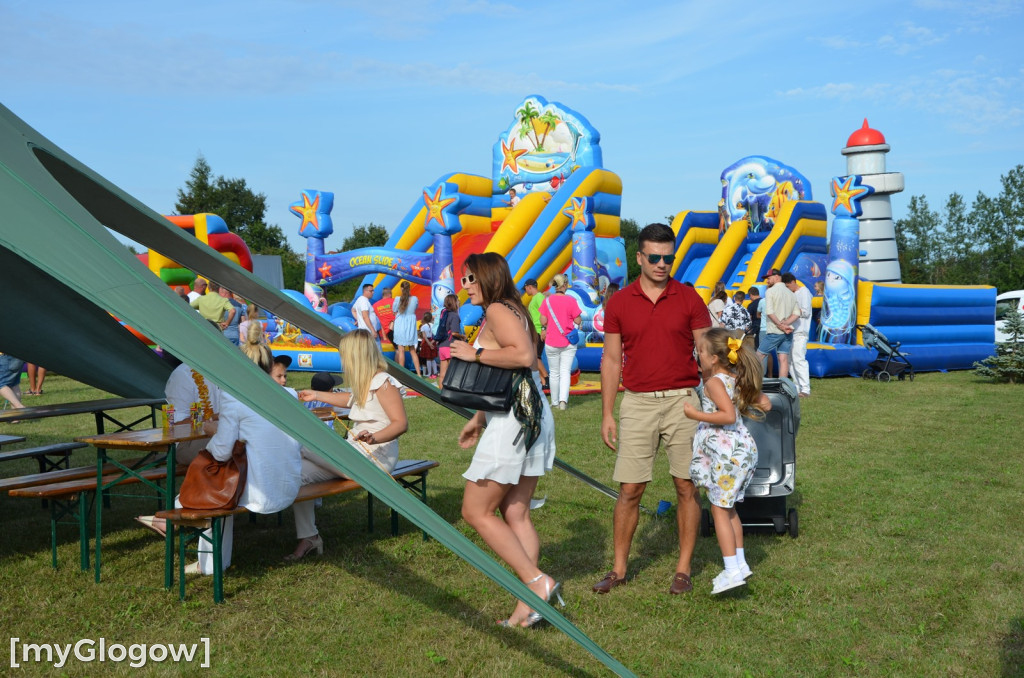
[603,278,711,391]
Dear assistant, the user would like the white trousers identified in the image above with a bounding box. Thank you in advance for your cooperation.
[791,331,810,395]
[544,343,577,405]
[174,494,234,575]
[293,449,346,539]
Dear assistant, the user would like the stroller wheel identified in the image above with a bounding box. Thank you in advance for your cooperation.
[876,371,891,383]
[861,368,873,380]
[772,516,786,534]
[908,371,915,381]
[788,509,799,538]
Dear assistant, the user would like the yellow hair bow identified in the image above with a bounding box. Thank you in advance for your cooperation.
[727,337,743,364]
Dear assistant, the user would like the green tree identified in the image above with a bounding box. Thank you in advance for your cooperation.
[619,217,641,282]
[175,157,280,248]
[340,223,389,251]
[973,306,1024,383]
[174,155,303,290]
[971,165,1024,291]
[895,195,942,284]
[937,192,976,284]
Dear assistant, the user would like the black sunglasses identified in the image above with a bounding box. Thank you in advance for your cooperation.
[460,273,476,287]
[641,252,675,266]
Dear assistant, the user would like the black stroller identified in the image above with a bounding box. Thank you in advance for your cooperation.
[858,323,914,382]
[700,378,799,538]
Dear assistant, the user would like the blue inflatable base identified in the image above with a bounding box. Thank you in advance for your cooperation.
[808,342,994,377]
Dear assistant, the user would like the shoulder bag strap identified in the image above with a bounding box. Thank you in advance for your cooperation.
[544,297,567,336]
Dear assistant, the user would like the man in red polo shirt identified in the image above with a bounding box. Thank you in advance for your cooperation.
[594,223,711,596]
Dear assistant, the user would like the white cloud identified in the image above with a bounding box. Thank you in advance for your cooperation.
[779,70,1023,133]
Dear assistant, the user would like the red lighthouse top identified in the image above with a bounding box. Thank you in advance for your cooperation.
[846,119,886,147]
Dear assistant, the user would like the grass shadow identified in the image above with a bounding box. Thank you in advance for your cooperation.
[1001,617,1024,677]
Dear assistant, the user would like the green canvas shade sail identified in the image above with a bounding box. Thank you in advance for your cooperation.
[0,103,635,677]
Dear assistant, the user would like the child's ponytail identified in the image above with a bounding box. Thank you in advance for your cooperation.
[702,328,766,420]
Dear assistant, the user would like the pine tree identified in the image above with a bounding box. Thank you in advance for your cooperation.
[974,308,1024,383]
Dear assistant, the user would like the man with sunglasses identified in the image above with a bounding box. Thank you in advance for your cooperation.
[595,223,711,596]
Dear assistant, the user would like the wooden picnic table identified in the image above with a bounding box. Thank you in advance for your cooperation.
[0,397,165,434]
[75,424,208,586]
[0,434,26,447]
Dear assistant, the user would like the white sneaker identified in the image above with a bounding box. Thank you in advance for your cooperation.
[557,402,567,410]
[711,569,747,594]
[739,563,752,579]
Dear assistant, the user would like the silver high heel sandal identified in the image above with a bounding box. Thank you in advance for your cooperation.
[522,574,564,628]
[284,534,324,562]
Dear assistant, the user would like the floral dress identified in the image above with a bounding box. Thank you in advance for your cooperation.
[689,372,758,508]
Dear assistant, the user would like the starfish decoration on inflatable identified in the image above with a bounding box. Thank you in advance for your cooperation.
[410,261,425,278]
[292,193,321,234]
[500,138,529,174]
[830,175,872,218]
[318,262,332,279]
[423,185,457,230]
[562,196,594,231]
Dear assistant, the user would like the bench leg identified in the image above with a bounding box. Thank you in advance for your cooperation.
[178,526,188,602]
[80,493,92,569]
[212,518,224,604]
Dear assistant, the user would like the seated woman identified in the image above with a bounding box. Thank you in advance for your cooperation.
[292,329,408,561]
[179,324,303,575]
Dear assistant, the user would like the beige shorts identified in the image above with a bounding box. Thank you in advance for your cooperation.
[613,389,699,484]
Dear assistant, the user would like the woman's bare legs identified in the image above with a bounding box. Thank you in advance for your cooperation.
[462,476,553,626]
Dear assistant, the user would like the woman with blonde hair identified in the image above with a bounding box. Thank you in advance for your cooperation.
[293,329,408,561]
[539,273,582,410]
[449,252,559,628]
[391,281,421,376]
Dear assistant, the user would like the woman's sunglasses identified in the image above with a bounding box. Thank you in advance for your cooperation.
[641,252,675,265]
[460,273,476,287]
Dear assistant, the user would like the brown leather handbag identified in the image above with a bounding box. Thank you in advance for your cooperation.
[179,440,248,510]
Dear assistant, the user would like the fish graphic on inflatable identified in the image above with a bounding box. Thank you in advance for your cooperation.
[720,156,812,232]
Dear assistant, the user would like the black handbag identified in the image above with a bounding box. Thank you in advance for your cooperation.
[440,358,523,411]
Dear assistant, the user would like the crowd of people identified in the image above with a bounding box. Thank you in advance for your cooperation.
[703,268,814,398]
[3,228,816,616]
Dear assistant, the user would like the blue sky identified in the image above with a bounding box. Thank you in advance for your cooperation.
[2,0,1021,255]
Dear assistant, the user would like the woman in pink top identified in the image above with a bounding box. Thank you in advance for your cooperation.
[539,274,582,410]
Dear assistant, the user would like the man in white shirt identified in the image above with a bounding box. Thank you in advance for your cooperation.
[187,277,206,304]
[784,273,813,397]
[351,284,379,336]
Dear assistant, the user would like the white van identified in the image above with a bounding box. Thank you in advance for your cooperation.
[995,290,1024,343]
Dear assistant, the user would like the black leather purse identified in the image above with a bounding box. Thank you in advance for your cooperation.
[440,358,524,411]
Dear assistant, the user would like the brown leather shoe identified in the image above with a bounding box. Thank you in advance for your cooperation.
[668,572,692,595]
[592,571,625,594]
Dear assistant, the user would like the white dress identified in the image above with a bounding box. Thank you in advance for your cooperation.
[347,372,402,473]
[462,336,556,484]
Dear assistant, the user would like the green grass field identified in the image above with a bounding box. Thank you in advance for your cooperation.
[1,371,1022,677]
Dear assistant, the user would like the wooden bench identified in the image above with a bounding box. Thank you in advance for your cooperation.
[0,457,151,493]
[0,434,26,448]
[156,458,440,603]
[0,441,88,474]
[9,462,187,571]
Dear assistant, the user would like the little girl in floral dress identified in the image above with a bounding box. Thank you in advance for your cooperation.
[684,328,771,594]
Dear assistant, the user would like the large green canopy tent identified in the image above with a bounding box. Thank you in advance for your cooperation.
[0,103,633,677]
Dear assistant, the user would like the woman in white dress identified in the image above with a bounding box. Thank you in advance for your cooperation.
[293,329,408,561]
[391,280,421,376]
[449,252,560,628]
